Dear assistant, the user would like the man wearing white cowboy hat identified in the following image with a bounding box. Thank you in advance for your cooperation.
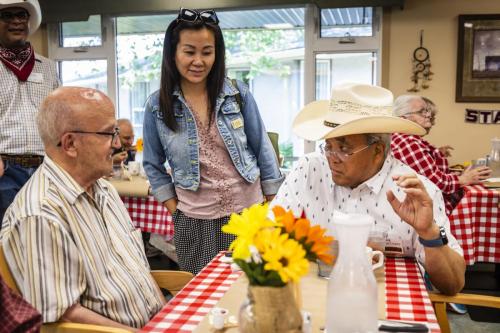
[0,0,59,225]
[271,83,465,295]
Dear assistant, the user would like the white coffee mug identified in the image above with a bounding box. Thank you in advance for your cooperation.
[127,161,140,176]
[366,246,384,270]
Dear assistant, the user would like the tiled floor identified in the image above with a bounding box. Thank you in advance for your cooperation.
[448,263,500,333]
[449,312,500,333]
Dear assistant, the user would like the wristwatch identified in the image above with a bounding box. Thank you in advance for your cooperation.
[418,226,448,247]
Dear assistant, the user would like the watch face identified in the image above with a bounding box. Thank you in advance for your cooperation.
[439,226,449,245]
[414,47,429,62]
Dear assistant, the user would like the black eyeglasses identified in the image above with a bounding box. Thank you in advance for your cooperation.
[0,10,30,22]
[57,128,120,147]
[176,8,219,25]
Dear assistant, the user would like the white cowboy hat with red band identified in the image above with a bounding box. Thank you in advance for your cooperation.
[0,0,41,34]
[292,83,426,141]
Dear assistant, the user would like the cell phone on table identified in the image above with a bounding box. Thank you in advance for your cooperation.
[378,320,429,332]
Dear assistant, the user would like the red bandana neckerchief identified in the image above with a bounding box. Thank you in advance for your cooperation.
[0,43,35,81]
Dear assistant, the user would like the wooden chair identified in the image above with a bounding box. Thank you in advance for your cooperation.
[0,245,193,333]
[429,292,500,333]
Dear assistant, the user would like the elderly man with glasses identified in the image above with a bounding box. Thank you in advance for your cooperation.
[1,87,166,331]
[0,0,60,225]
[271,84,465,296]
[391,95,491,215]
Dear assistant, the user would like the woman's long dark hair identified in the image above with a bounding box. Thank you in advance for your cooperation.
[159,18,226,131]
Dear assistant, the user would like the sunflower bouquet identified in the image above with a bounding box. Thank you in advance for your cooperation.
[222,203,334,287]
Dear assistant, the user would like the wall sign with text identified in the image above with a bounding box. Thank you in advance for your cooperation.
[465,109,500,124]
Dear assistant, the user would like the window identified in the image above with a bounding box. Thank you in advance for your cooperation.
[49,6,382,164]
[59,60,107,93]
[320,7,373,37]
[60,15,102,47]
[315,52,377,100]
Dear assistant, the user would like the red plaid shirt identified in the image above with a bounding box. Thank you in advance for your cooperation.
[391,133,460,214]
[0,276,41,333]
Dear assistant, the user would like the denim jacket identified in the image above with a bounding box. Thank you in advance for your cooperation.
[143,78,284,203]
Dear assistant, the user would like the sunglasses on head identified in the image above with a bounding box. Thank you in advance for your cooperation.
[176,8,219,25]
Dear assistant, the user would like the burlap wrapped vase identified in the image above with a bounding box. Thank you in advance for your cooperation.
[239,283,302,333]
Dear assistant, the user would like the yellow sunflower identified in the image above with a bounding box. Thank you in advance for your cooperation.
[260,228,309,283]
[135,138,143,152]
[222,203,277,260]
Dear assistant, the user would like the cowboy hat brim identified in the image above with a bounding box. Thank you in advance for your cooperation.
[0,0,41,35]
[293,100,426,141]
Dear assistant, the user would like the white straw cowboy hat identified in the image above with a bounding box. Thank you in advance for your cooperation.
[293,83,426,141]
[0,0,41,34]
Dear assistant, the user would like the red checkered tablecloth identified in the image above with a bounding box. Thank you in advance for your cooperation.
[121,196,174,240]
[385,258,440,332]
[141,252,241,332]
[141,254,439,332]
[448,185,500,265]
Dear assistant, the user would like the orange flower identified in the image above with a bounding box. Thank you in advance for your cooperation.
[272,205,334,265]
[136,138,143,152]
[272,206,295,234]
[294,218,310,241]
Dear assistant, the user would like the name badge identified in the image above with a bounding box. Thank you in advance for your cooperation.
[384,239,404,257]
[231,118,243,129]
[27,72,43,83]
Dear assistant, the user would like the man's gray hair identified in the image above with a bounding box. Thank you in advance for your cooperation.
[393,95,423,117]
[366,133,390,156]
[36,97,77,147]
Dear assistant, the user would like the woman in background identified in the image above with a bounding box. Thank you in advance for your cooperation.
[391,95,491,215]
[143,8,283,274]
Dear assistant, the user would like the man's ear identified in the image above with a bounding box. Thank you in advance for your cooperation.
[374,142,386,159]
[59,133,78,158]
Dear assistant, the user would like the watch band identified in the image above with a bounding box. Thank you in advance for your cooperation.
[418,226,448,247]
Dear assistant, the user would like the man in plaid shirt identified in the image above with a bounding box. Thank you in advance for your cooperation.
[0,0,59,224]
[391,95,491,215]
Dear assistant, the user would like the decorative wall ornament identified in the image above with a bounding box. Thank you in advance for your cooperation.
[465,109,500,124]
[408,30,433,92]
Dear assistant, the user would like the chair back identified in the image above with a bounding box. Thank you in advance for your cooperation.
[41,323,133,333]
[0,245,20,294]
[150,270,193,296]
[267,132,280,163]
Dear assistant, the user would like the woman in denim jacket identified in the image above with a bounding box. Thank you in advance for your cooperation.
[143,8,283,274]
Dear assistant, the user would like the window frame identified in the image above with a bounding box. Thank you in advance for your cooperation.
[48,6,382,156]
[48,15,118,107]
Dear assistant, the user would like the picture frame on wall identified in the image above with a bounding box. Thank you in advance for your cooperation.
[456,14,500,103]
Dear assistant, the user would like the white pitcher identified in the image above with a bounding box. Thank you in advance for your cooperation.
[326,212,378,333]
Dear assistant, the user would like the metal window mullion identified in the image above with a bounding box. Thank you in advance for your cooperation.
[303,4,317,154]
[103,16,117,110]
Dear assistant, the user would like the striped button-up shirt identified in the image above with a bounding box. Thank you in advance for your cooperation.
[0,157,164,327]
[0,53,60,155]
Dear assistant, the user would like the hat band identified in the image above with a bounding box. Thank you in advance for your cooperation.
[324,121,339,128]
[328,100,392,116]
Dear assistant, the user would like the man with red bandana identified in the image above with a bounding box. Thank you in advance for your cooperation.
[0,0,59,225]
